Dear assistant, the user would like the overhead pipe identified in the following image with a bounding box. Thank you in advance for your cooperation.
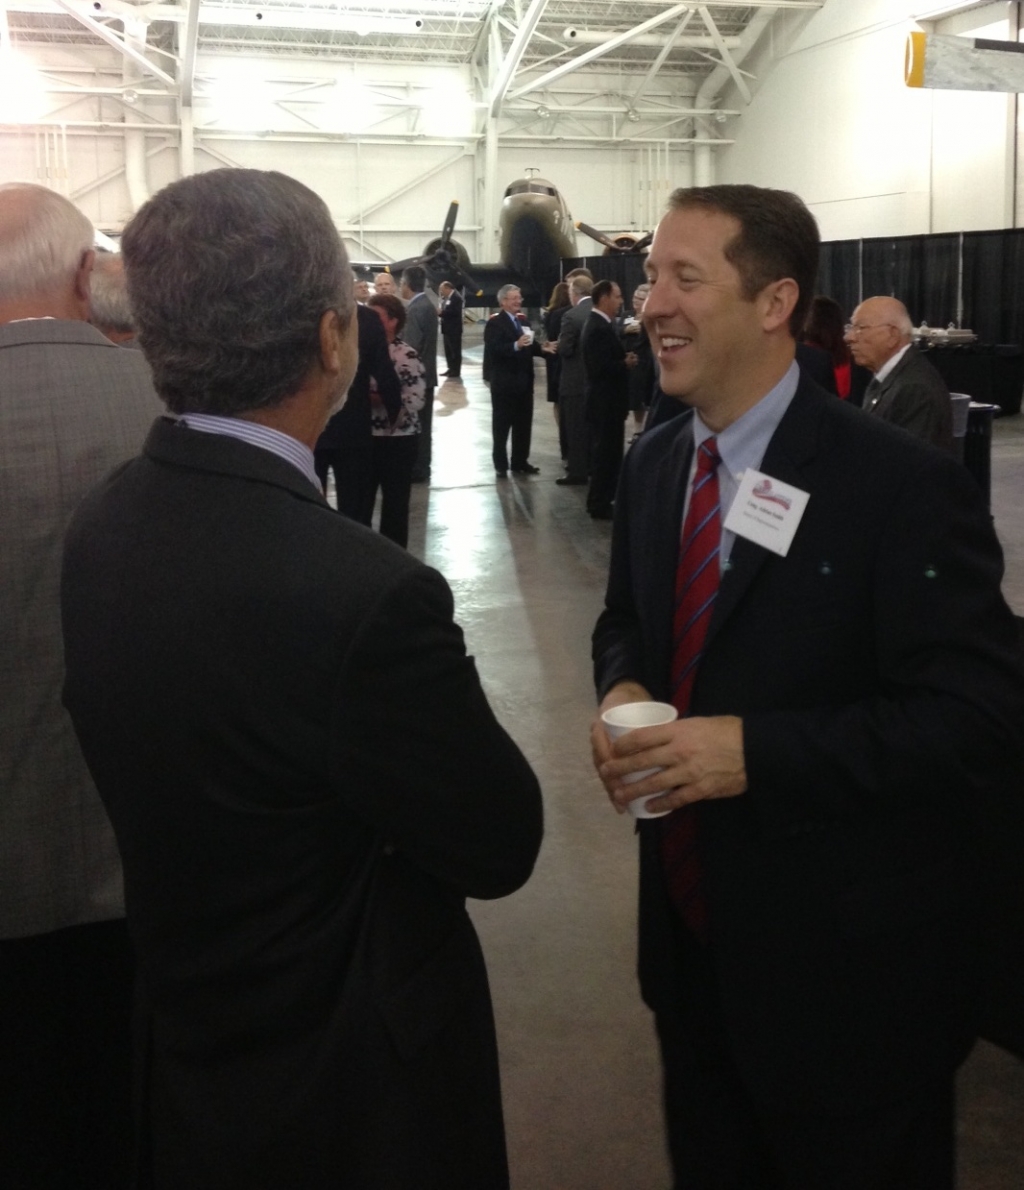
[693,5,777,186]
[562,27,740,49]
[122,19,151,210]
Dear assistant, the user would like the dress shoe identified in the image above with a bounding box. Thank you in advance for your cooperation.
[495,469,508,479]
[589,506,614,520]
[510,463,540,475]
[556,476,587,486]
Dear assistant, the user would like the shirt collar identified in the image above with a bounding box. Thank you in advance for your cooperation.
[593,308,612,323]
[178,413,322,494]
[874,341,911,385]
[693,360,800,481]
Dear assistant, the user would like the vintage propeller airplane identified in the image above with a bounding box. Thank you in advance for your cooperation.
[365,173,651,307]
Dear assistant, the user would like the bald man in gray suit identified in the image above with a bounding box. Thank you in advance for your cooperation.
[0,182,159,1189]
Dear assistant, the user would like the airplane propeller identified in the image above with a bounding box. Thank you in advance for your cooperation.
[576,221,653,254]
[387,200,484,296]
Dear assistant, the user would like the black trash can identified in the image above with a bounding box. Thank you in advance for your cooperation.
[964,403,998,508]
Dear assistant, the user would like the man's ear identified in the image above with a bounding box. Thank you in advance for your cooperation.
[760,278,799,333]
[319,309,343,376]
[74,248,96,311]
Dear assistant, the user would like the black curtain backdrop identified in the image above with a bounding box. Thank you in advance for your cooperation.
[816,240,859,319]
[962,230,1024,347]
[819,227,1024,347]
[563,255,648,300]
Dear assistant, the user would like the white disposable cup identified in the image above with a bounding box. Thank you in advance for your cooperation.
[600,701,678,819]
[520,326,534,345]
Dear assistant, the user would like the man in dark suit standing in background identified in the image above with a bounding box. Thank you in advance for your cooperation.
[438,280,463,379]
[0,182,159,1190]
[582,279,636,520]
[482,283,548,478]
[556,274,594,485]
[591,184,1023,1189]
[846,295,953,451]
[401,265,438,482]
[61,168,543,1190]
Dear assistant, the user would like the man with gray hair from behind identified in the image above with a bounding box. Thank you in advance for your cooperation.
[60,167,542,1190]
[89,248,137,345]
[0,181,159,1190]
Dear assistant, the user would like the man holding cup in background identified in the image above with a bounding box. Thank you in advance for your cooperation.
[590,185,1023,1189]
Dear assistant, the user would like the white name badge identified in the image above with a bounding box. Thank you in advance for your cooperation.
[723,468,809,557]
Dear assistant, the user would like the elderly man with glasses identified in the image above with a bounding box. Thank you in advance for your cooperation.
[845,296,953,450]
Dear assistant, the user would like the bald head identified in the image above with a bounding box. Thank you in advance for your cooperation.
[844,296,914,373]
[0,183,94,323]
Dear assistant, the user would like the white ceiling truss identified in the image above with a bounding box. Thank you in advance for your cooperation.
[2,2,825,140]
[1,1,824,238]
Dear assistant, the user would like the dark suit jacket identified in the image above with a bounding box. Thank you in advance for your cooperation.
[316,304,401,452]
[581,310,629,424]
[483,311,541,398]
[593,376,1023,1116]
[866,343,953,451]
[61,419,543,1189]
[556,297,592,399]
[440,289,463,335]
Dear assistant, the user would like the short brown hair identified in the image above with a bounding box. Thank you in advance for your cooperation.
[367,291,406,334]
[667,184,819,336]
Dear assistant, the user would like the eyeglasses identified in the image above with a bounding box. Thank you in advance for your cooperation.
[844,322,895,336]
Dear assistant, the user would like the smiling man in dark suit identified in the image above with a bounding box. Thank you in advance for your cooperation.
[60,168,543,1190]
[482,283,547,478]
[590,184,1023,1189]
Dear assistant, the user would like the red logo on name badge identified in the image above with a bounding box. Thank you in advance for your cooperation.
[752,478,792,510]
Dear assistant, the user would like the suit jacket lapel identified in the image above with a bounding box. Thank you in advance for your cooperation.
[703,380,824,653]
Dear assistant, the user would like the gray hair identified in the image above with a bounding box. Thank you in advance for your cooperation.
[497,283,521,302]
[0,182,93,303]
[89,250,134,333]
[121,168,352,416]
[569,275,593,298]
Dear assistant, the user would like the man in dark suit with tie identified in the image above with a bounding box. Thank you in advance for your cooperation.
[590,184,1023,1189]
[846,296,953,451]
[438,280,464,379]
[582,279,636,520]
[61,168,543,1190]
[482,283,547,477]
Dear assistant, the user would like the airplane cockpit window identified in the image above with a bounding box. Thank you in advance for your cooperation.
[505,183,530,197]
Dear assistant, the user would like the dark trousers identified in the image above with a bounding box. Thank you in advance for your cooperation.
[370,434,418,548]
[586,405,626,513]
[315,443,374,525]
[655,915,956,1190]
[442,329,462,377]
[560,388,590,480]
[490,384,533,472]
[412,386,435,482]
[0,919,134,1190]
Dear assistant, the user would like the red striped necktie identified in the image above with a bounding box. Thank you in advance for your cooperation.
[659,436,722,943]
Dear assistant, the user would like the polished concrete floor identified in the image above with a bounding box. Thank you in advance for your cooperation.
[391,328,1024,1190]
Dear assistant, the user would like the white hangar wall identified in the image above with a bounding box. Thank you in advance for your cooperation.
[713,0,1019,241]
